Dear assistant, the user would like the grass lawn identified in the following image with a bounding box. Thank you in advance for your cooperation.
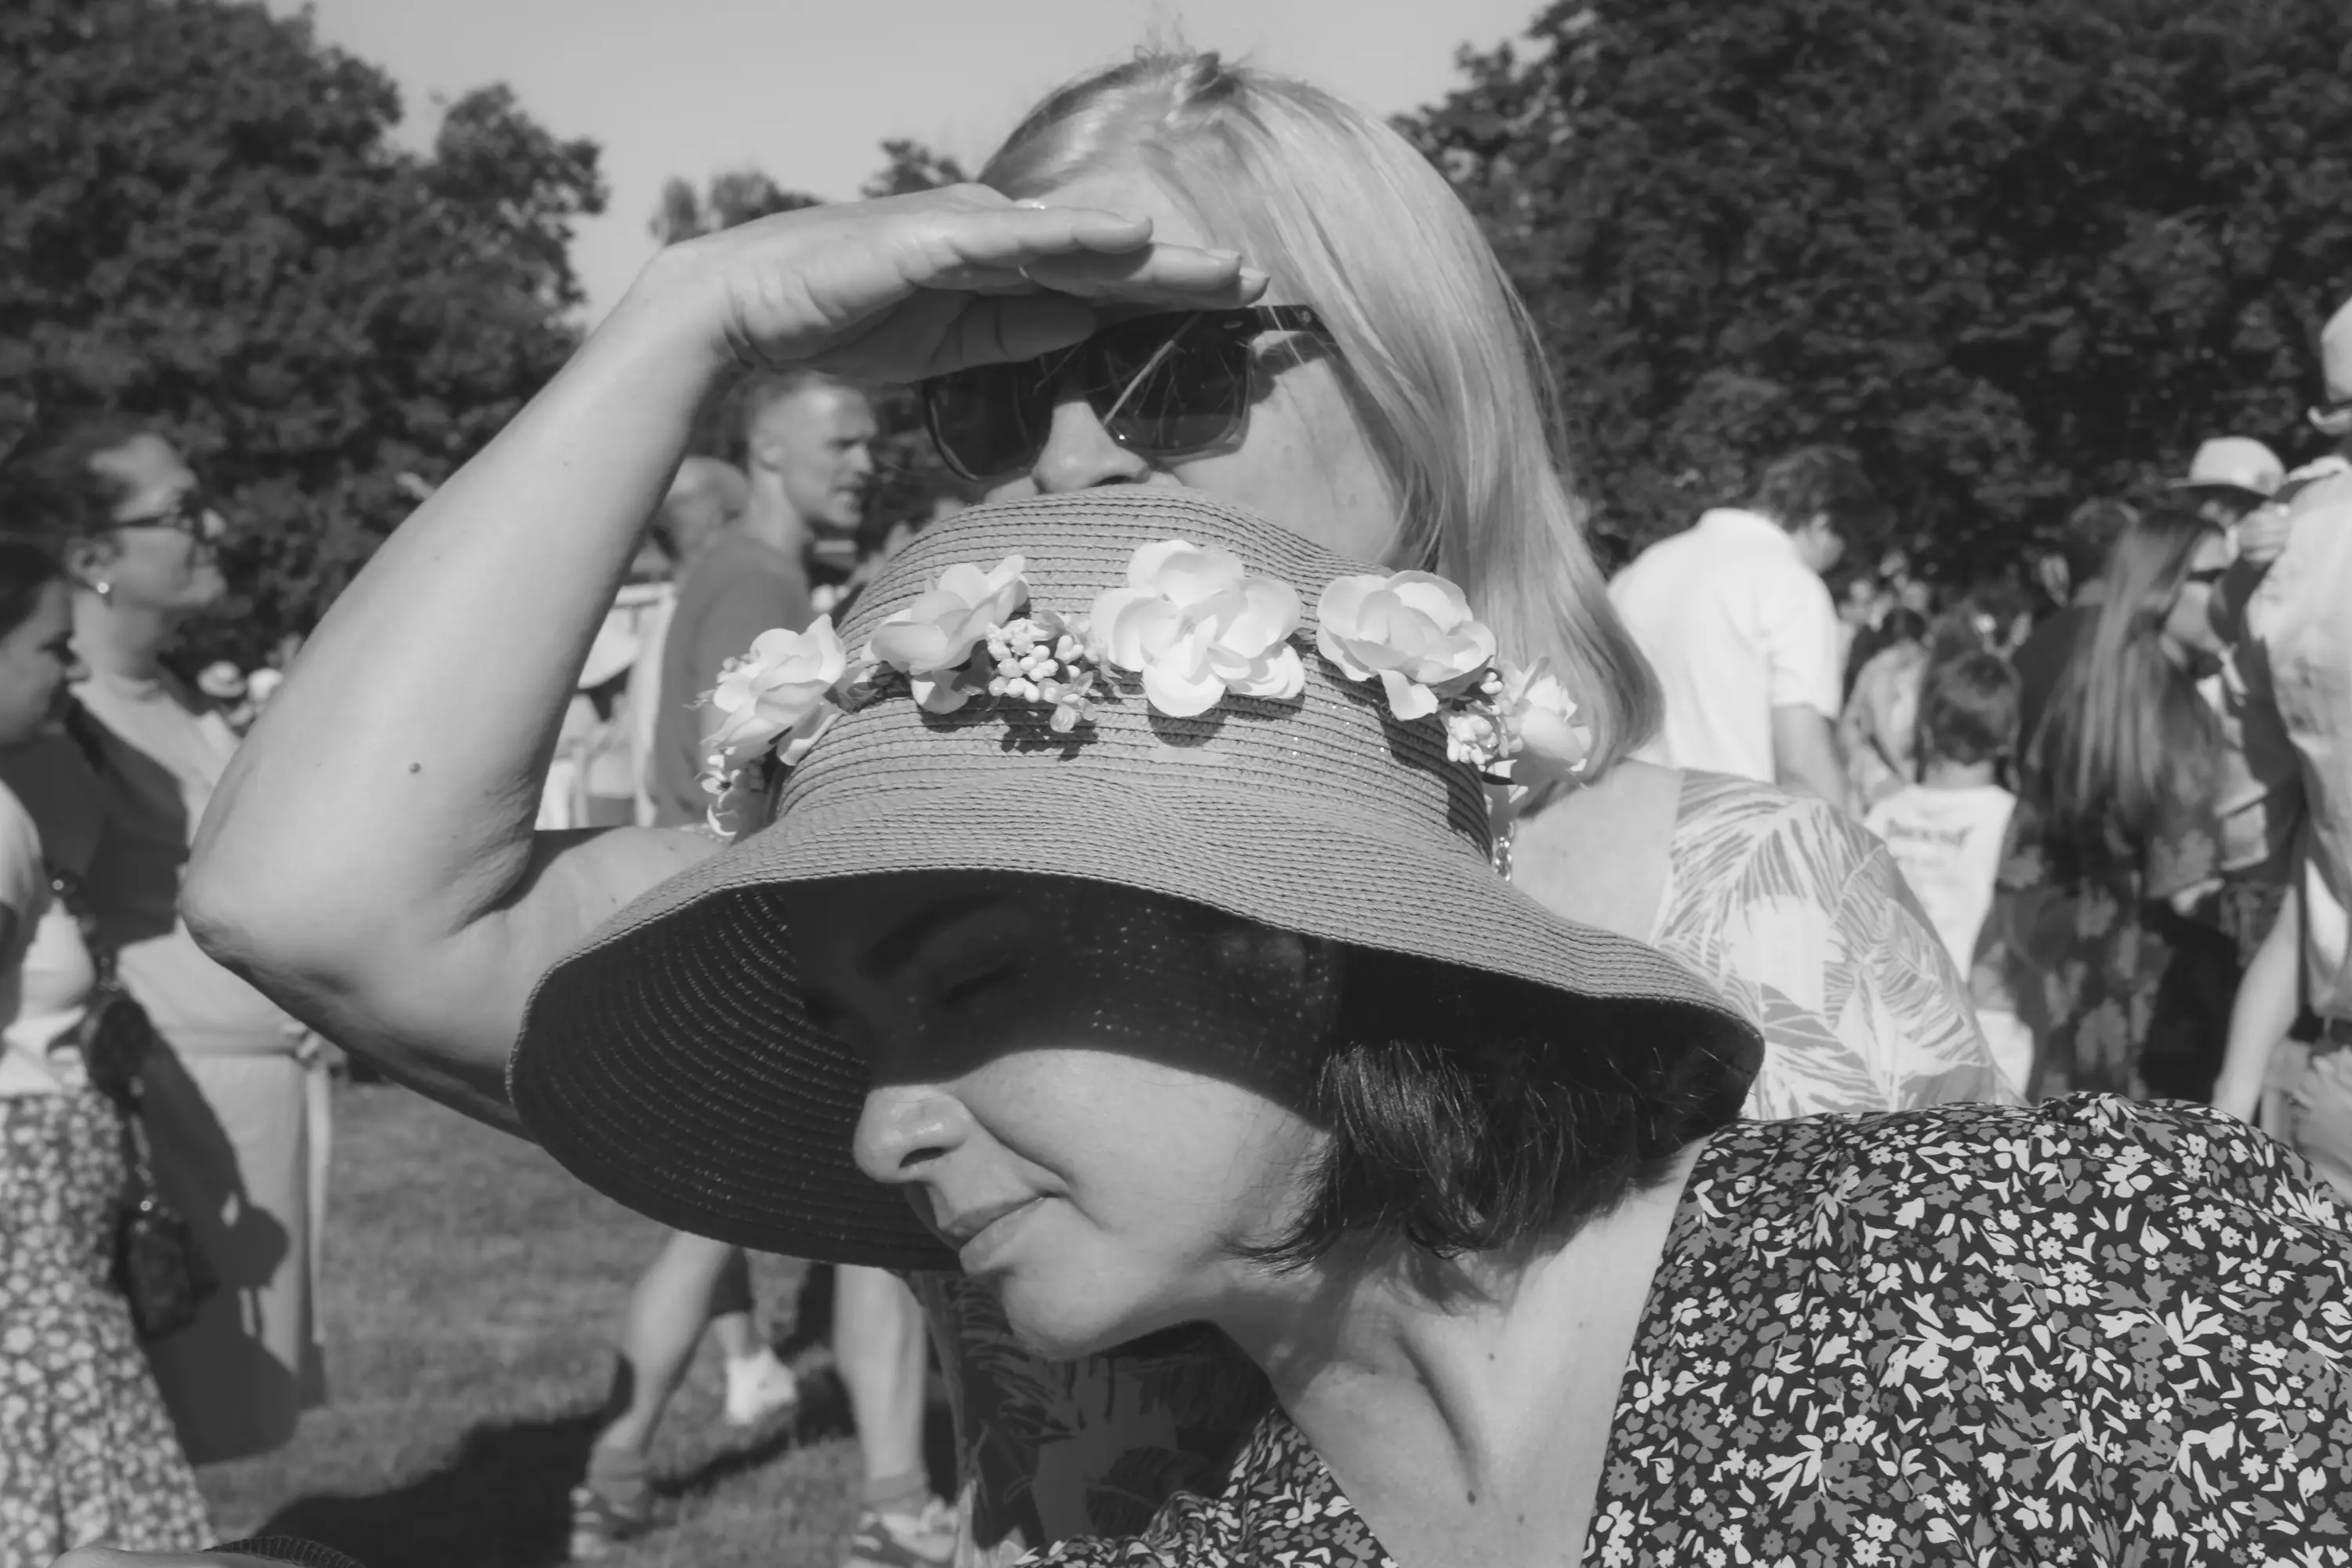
[197,1080,911,1568]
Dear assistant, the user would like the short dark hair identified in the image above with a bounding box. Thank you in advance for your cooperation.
[1916,651,2020,770]
[1254,944,1756,1267]
[0,414,162,542]
[0,538,63,641]
[731,368,865,463]
[1745,445,1881,539]
[2052,498,2136,597]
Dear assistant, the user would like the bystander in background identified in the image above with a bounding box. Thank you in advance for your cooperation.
[1610,445,1878,811]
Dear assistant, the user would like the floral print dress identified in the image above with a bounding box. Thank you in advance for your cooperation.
[1024,1098,2352,1566]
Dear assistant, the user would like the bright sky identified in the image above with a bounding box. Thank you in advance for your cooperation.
[263,0,1544,324]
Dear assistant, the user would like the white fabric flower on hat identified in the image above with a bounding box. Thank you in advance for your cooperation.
[703,616,849,772]
[866,554,1029,713]
[1315,570,1497,720]
[1088,539,1305,718]
[1494,660,1593,785]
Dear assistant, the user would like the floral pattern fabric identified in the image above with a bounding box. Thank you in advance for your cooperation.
[0,1088,212,1566]
[1028,1098,2352,1567]
[1971,790,2241,1102]
[925,772,2016,1566]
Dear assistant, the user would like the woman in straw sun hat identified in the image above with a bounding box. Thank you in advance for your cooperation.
[194,493,2352,1568]
[183,47,2011,1564]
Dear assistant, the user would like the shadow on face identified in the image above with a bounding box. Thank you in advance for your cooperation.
[785,870,1335,1353]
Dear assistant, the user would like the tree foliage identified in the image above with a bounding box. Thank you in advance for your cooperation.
[650,169,822,245]
[0,0,604,664]
[1404,0,2352,577]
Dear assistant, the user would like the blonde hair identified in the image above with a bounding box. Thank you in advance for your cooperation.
[981,51,1661,771]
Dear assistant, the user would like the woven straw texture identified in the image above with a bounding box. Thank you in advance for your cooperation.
[510,490,1760,1270]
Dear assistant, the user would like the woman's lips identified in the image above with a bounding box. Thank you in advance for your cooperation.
[938,1196,1044,1272]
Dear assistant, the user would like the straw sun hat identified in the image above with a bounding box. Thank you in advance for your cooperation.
[509,490,1761,1271]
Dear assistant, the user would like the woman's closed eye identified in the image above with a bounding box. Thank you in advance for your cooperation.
[931,951,1023,1011]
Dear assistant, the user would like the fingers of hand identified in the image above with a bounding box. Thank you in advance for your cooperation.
[1021,247,1269,306]
[930,265,1040,296]
[930,205,1155,274]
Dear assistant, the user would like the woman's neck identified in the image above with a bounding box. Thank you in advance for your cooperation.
[73,591,175,684]
[1214,1140,1707,1566]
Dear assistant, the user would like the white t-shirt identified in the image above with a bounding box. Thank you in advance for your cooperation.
[0,778,96,1098]
[1610,508,1843,782]
[1864,783,2017,974]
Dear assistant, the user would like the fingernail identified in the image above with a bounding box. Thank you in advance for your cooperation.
[1205,249,1243,263]
[1237,267,1270,289]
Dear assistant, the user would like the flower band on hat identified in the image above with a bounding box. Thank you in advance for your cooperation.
[695,540,1593,835]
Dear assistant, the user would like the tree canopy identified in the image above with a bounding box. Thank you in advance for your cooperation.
[1404,0,2352,577]
[0,0,604,665]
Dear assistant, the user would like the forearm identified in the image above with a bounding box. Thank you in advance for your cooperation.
[1773,706,1853,815]
[187,254,724,1046]
[2215,882,2301,1121]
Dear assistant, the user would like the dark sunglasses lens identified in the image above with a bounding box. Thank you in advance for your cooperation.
[1094,321,1251,457]
[926,363,1048,480]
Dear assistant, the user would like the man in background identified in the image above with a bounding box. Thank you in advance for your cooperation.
[2212,296,2352,1190]
[1610,445,1878,811]
[579,372,954,1568]
[627,456,749,826]
[645,370,875,828]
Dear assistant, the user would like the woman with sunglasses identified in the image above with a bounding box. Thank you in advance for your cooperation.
[0,420,330,1469]
[1973,505,2244,1102]
[185,51,2008,1563]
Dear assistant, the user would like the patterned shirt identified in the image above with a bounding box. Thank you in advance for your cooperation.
[928,772,2016,1565]
[1027,1098,2352,1566]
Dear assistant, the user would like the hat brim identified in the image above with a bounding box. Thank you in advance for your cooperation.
[2166,477,2274,499]
[511,763,1755,1272]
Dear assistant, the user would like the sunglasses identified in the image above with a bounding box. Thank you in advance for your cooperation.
[2182,566,2229,586]
[920,305,1338,481]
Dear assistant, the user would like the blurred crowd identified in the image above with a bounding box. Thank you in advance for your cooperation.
[1614,296,2352,1163]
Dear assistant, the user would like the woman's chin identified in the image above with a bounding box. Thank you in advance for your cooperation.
[993,1278,1159,1360]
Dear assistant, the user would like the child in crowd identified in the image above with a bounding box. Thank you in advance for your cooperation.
[1865,652,2030,1091]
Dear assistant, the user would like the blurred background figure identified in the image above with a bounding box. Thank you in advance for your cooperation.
[1837,604,1929,808]
[1610,444,1878,811]
[1972,504,2241,1102]
[572,373,947,1568]
[1865,651,2027,1092]
[2213,300,2352,1185]
[625,456,748,827]
[0,419,330,1469]
[0,538,214,1566]
[2169,435,2284,533]
[2013,497,2137,749]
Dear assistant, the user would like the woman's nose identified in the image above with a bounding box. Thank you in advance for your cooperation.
[1029,391,1151,494]
[853,1081,974,1186]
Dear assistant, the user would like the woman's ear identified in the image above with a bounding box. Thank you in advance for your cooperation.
[63,533,117,587]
